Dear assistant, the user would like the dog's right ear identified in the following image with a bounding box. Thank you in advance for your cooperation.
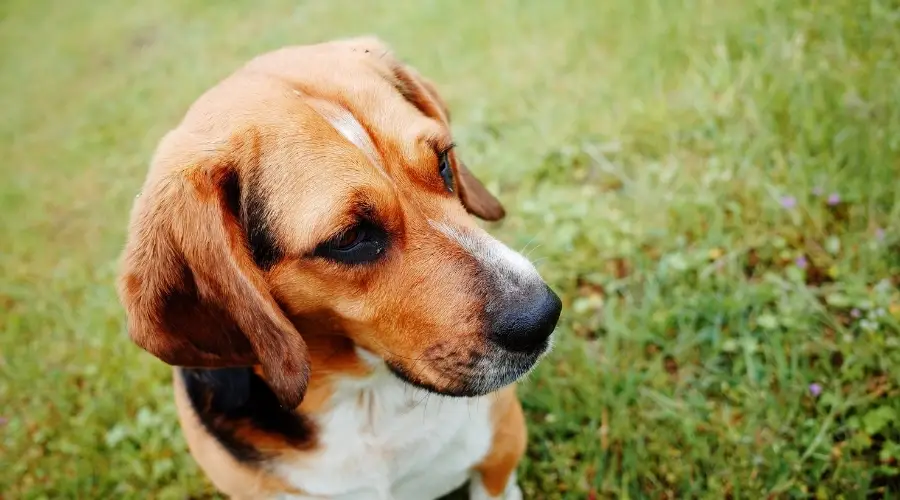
[387,59,506,222]
[117,132,310,409]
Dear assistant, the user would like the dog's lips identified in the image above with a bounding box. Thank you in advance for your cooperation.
[383,360,472,397]
[383,344,549,397]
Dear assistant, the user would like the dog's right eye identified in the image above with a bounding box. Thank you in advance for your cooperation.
[313,221,387,265]
[335,227,364,250]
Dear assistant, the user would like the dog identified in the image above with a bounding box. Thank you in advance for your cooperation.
[116,37,562,500]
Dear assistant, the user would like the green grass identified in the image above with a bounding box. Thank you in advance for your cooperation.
[2,0,900,497]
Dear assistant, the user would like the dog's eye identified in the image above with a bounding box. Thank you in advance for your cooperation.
[438,149,454,193]
[335,227,363,250]
[314,222,387,265]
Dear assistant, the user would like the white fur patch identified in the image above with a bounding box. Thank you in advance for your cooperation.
[272,350,495,500]
[305,98,388,178]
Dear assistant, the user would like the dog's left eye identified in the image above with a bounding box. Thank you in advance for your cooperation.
[438,150,454,193]
[314,222,387,265]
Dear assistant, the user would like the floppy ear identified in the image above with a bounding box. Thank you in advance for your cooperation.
[452,158,506,221]
[389,59,506,221]
[117,134,310,408]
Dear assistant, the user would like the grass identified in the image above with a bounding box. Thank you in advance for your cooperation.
[2,0,900,497]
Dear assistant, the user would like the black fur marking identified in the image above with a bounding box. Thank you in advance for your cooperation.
[241,173,283,271]
[218,169,282,270]
[180,367,315,464]
[221,170,242,220]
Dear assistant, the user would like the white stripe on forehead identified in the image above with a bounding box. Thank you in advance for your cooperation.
[304,96,388,178]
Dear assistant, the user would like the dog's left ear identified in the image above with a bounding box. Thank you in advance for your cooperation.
[116,132,310,409]
[388,56,506,221]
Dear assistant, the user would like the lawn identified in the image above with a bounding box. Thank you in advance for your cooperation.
[2,0,900,498]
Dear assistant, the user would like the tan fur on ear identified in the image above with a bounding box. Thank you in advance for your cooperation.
[387,56,507,221]
[454,159,506,221]
[117,132,310,408]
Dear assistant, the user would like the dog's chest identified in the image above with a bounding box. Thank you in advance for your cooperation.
[273,373,494,500]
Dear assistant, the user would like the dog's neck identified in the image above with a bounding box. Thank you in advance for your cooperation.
[258,333,410,415]
[264,339,496,500]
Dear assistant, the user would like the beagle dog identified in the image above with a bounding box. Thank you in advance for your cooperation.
[117,37,562,500]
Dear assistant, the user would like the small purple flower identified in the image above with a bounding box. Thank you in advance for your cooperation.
[827,193,841,206]
[812,186,824,196]
[809,383,822,397]
[851,308,861,318]
[876,228,885,241]
[780,196,797,209]
[795,256,808,269]
[0,416,7,426]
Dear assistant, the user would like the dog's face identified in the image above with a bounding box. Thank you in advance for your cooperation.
[118,38,561,407]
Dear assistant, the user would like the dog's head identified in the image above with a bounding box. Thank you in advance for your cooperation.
[118,37,561,408]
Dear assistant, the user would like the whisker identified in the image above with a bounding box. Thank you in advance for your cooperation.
[531,256,549,266]
[524,243,542,260]
[518,235,538,255]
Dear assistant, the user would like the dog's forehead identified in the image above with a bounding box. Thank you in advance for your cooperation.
[303,97,389,179]
[219,43,460,251]
[254,43,450,152]
[254,93,448,252]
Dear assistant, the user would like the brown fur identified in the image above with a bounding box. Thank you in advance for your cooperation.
[118,36,507,407]
[477,386,528,496]
[120,36,537,497]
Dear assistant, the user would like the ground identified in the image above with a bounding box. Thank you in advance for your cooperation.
[2,0,899,498]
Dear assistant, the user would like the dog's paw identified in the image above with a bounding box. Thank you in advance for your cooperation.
[468,472,522,500]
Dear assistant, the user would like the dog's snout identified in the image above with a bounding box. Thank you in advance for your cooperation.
[489,284,562,353]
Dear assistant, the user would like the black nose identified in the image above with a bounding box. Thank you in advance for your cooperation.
[489,284,562,353]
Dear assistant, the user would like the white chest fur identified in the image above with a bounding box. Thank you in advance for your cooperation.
[273,363,495,500]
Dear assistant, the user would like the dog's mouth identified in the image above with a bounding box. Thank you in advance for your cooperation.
[384,345,550,397]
